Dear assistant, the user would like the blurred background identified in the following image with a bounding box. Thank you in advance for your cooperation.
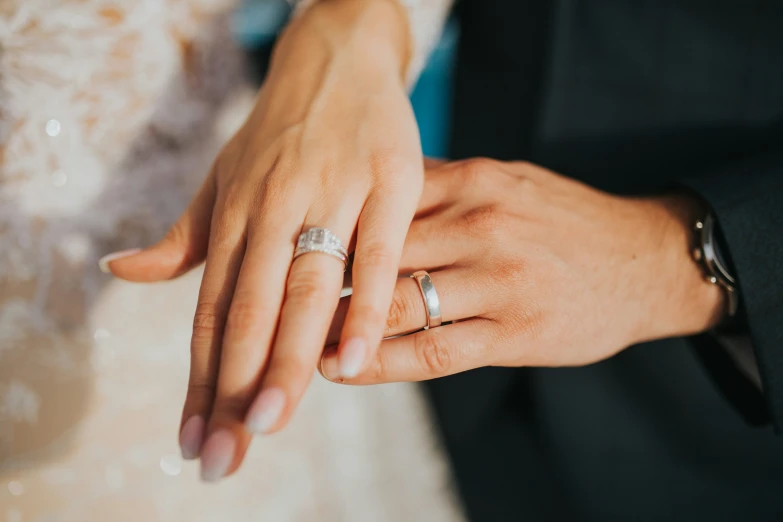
[0,1,464,521]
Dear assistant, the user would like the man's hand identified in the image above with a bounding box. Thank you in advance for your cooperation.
[322,159,725,383]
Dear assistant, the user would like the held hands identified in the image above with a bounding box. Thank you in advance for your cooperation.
[105,143,724,480]
[100,1,723,479]
[323,159,726,383]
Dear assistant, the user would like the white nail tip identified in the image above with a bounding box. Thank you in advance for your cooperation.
[339,338,367,379]
[98,249,141,273]
[245,389,286,434]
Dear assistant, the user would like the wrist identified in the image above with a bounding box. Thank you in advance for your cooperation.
[628,195,727,344]
[275,0,410,86]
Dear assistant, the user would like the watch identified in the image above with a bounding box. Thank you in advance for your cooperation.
[694,213,739,317]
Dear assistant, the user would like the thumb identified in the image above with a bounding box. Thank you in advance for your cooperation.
[100,177,216,282]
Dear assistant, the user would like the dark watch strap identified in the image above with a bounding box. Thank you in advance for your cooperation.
[694,213,739,317]
[711,216,738,280]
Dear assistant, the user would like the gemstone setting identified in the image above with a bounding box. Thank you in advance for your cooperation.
[294,227,348,270]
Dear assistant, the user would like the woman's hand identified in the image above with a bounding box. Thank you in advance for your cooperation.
[321,159,726,383]
[103,0,422,480]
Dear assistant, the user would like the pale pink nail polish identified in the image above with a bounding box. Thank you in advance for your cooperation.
[98,248,141,273]
[245,388,286,434]
[339,338,367,378]
[179,415,205,460]
[319,349,340,382]
[200,430,235,482]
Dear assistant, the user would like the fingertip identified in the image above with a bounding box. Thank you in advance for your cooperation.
[199,429,236,482]
[104,242,203,282]
[245,387,286,435]
[319,347,342,382]
[98,248,142,274]
[179,415,206,460]
[338,337,368,379]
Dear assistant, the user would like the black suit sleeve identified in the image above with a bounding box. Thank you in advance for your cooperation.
[682,149,783,431]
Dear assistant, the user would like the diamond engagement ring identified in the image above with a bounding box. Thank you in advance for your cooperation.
[294,227,349,270]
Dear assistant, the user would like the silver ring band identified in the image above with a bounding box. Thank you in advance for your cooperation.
[294,227,348,270]
[410,270,442,329]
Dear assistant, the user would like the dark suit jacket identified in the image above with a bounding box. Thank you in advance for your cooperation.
[427,1,783,520]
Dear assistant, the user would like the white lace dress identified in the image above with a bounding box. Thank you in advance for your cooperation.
[0,1,463,520]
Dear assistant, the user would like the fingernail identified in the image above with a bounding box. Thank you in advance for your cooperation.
[339,338,367,378]
[245,388,286,434]
[98,248,141,273]
[179,415,205,460]
[319,348,340,381]
[199,429,235,482]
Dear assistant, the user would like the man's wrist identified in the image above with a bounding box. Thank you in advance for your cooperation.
[632,195,727,343]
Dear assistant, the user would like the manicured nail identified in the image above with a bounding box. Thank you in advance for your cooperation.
[339,338,367,378]
[245,388,286,434]
[98,248,141,273]
[199,429,235,482]
[179,415,205,460]
[319,349,340,381]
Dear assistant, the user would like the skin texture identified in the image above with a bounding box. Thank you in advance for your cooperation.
[105,0,420,480]
[321,159,726,383]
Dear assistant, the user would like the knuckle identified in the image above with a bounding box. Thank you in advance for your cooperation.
[218,182,248,214]
[458,157,499,185]
[209,217,246,253]
[209,233,238,255]
[358,242,398,270]
[386,290,417,333]
[506,160,547,185]
[511,171,538,196]
[258,167,292,207]
[497,257,528,286]
[225,301,263,337]
[459,204,506,236]
[286,268,329,305]
[415,332,451,375]
[186,379,217,401]
[506,303,546,346]
[508,160,534,174]
[192,303,221,340]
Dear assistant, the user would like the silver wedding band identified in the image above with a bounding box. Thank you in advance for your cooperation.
[294,227,348,271]
[410,270,442,329]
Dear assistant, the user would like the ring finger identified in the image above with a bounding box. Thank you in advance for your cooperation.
[244,217,355,435]
[325,267,486,345]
